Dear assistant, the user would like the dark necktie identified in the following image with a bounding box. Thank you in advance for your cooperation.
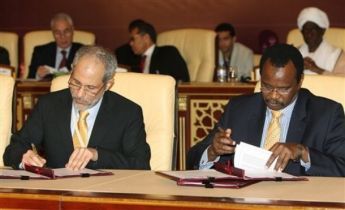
[139,55,146,73]
[58,50,67,69]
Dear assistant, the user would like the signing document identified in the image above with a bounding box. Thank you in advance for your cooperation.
[159,142,306,184]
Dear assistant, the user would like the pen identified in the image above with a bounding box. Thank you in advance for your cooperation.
[217,127,237,147]
[31,143,38,155]
[31,143,46,167]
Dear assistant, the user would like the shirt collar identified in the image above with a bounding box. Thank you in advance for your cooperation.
[57,46,72,54]
[266,94,298,117]
[143,44,155,57]
[72,96,103,118]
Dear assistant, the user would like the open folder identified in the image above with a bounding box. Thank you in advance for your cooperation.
[158,162,307,189]
[157,169,259,188]
[0,164,113,180]
[157,142,308,188]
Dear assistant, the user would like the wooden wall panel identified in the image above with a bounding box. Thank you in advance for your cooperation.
[0,0,344,62]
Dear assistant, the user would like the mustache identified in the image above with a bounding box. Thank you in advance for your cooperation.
[72,96,89,104]
[265,98,284,106]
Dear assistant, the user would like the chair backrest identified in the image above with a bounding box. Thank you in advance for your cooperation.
[23,30,96,78]
[287,28,345,51]
[254,74,345,109]
[0,32,18,71]
[51,72,176,170]
[157,29,216,82]
[253,54,262,67]
[0,75,15,166]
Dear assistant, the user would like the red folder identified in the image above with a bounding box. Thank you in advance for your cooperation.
[0,164,113,180]
[214,161,308,181]
[157,161,307,189]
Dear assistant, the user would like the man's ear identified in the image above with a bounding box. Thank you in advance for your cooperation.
[105,78,114,90]
[298,74,304,88]
[233,36,237,42]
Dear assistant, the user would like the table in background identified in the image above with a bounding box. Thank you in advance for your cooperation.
[0,170,344,210]
[14,80,255,169]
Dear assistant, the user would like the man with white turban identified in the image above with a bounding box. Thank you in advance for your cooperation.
[297,7,345,75]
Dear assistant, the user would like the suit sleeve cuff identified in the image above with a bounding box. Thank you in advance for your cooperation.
[300,151,311,171]
[199,146,220,169]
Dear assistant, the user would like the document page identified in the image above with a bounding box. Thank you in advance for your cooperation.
[0,67,12,76]
[234,142,298,179]
[44,65,69,74]
[53,168,105,177]
[159,169,239,180]
[234,142,277,171]
[0,168,49,179]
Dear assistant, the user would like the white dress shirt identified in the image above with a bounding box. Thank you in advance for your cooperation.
[142,44,155,74]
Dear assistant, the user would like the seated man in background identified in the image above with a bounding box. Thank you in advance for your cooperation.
[115,19,143,70]
[297,7,345,75]
[187,44,345,177]
[215,23,254,81]
[128,20,190,82]
[4,45,151,170]
[28,13,83,80]
[258,29,279,54]
[0,46,10,65]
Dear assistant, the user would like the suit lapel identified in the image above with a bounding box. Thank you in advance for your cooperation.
[246,95,266,147]
[149,47,158,74]
[88,92,112,147]
[67,43,77,69]
[286,90,309,144]
[56,90,74,150]
[48,42,57,67]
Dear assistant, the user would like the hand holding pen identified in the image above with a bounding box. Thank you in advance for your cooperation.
[21,143,47,168]
[207,127,237,161]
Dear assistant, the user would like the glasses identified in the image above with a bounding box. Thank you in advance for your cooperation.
[68,78,105,96]
[260,83,292,95]
[53,28,73,37]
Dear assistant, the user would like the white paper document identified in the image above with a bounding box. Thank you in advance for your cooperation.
[0,167,111,179]
[44,65,69,74]
[53,168,105,177]
[0,169,48,179]
[234,142,297,179]
[0,67,12,76]
[115,67,128,72]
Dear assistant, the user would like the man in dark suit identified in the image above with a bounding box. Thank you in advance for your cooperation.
[187,44,345,177]
[114,19,143,70]
[28,13,83,79]
[0,46,10,65]
[128,20,190,82]
[4,45,151,170]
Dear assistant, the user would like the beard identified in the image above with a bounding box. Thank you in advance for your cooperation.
[72,96,100,111]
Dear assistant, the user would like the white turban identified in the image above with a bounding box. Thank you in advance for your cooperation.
[297,7,329,30]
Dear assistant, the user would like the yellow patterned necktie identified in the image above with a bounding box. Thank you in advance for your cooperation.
[264,110,282,150]
[72,111,89,148]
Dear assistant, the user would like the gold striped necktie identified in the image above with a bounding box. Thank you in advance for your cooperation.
[264,110,282,150]
[72,111,89,148]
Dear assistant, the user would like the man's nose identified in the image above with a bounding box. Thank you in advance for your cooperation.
[269,89,280,99]
[76,87,86,97]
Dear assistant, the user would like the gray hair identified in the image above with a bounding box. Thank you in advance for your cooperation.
[50,13,74,28]
[72,45,117,82]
